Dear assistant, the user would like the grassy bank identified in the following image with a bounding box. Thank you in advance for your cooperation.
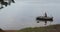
[17,24,60,32]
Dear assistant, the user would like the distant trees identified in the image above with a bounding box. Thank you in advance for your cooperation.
[0,0,15,9]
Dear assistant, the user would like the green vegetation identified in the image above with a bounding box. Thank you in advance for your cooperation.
[17,24,60,32]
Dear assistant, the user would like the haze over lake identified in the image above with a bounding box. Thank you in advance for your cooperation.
[0,0,60,30]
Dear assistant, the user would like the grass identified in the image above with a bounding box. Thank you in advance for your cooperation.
[17,24,60,32]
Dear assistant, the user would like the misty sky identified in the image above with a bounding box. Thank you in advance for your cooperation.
[0,0,60,30]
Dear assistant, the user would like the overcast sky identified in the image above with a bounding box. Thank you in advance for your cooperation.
[0,0,60,30]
